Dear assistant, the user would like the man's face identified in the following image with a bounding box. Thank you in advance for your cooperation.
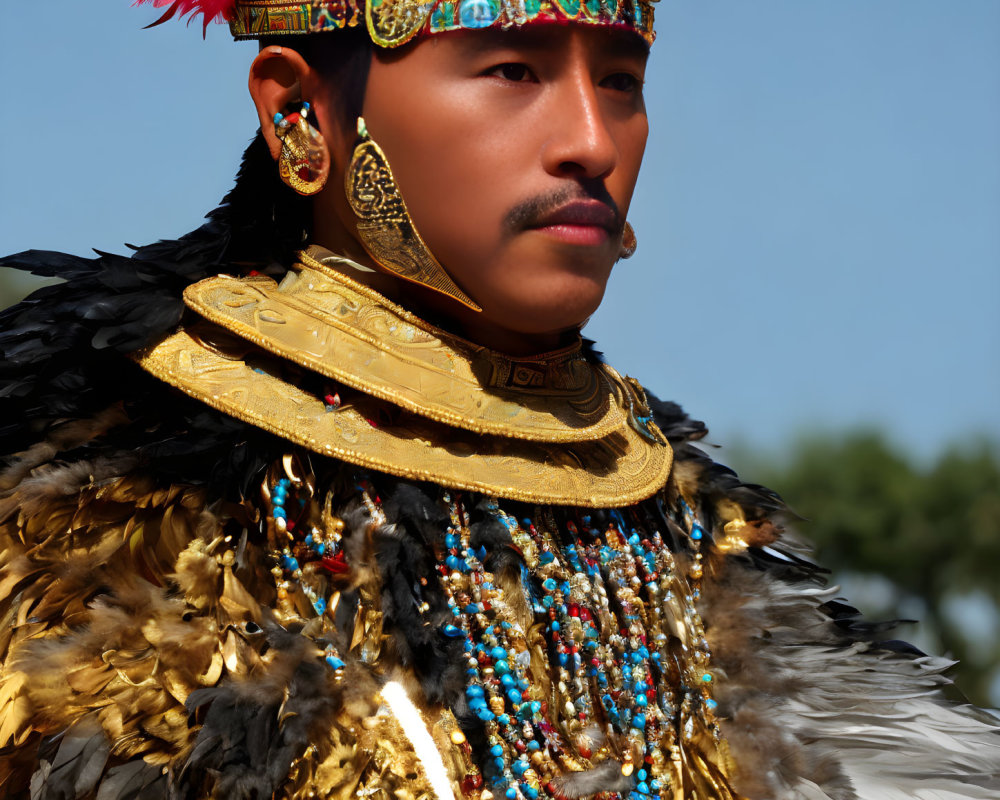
[347,25,649,342]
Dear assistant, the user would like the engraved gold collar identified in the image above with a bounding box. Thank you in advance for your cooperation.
[185,249,622,442]
[134,251,673,507]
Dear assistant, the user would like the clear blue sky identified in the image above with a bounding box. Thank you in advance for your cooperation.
[1,1,998,461]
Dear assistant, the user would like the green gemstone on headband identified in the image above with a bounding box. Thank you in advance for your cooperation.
[430,1,457,31]
[585,0,601,16]
[555,0,582,16]
[524,0,542,17]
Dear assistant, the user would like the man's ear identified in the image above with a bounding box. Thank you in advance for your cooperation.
[249,46,313,160]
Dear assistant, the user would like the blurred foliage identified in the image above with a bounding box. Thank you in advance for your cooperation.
[732,432,1000,708]
[1,268,58,312]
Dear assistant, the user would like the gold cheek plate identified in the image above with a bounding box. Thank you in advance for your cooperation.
[133,327,672,508]
[182,254,623,443]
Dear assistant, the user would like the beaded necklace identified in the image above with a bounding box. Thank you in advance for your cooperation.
[434,495,725,800]
[262,463,736,800]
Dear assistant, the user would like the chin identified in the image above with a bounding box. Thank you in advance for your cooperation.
[481,277,608,337]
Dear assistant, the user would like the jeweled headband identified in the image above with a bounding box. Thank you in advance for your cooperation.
[140,0,656,47]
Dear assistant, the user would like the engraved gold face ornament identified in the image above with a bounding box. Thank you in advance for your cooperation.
[345,116,483,311]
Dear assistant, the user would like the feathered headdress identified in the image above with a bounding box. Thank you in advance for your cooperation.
[135,1,236,34]
[137,0,656,47]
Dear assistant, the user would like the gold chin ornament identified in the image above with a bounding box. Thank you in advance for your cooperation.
[345,117,482,312]
[620,221,638,259]
[275,102,330,196]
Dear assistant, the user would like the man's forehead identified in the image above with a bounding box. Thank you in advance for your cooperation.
[442,24,651,61]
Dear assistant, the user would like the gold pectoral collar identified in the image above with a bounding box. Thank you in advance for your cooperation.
[134,256,673,507]
[184,251,622,443]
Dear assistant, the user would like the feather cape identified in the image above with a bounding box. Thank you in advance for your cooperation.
[0,137,998,799]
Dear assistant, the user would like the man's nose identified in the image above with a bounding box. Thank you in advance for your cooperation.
[540,69,618,181]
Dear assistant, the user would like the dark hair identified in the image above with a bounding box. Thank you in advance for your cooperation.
[260,26,373,126]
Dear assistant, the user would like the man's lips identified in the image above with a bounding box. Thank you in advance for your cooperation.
[525,199,619,246]
[527,199,619,233]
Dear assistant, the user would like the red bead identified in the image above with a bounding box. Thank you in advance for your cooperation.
[319,552,349,574]
[461,772,483,794]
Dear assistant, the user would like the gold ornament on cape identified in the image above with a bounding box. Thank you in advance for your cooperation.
[345,117,482,312]
[275,102,330,196]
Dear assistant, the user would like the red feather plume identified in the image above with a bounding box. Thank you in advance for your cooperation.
[134,0,238,35]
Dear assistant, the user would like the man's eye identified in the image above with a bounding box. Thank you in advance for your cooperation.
[601,72,643,93]
[488,63,535,83]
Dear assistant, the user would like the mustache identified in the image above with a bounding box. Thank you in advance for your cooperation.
[503,185,623,234]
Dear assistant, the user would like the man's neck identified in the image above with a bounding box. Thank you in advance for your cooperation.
[307,246,573,357]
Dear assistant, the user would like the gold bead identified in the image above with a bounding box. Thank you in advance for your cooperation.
[450,730,467,745]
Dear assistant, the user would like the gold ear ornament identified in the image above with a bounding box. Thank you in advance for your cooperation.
[620,221,638,260]
[344,117,482,313]
[275,102,330,196]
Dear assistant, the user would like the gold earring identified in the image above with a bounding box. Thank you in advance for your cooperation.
[344,117,482,312]
[275,102,329,196]
[620,221,638,259]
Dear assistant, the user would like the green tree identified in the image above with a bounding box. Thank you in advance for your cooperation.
[736,432,1000,707]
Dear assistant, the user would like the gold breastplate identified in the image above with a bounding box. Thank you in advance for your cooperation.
[133,248,673,507]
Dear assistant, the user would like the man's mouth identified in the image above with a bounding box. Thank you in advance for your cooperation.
[526,199,619,246]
